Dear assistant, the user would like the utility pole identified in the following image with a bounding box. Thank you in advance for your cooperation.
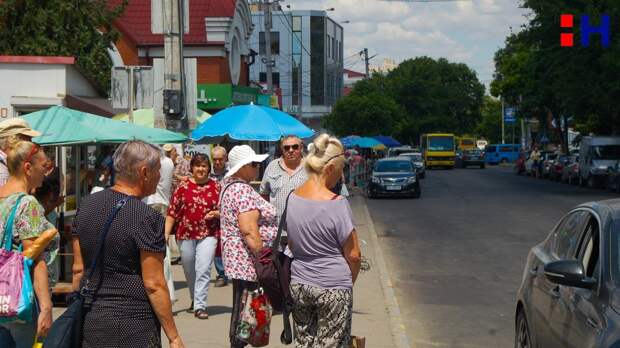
[501,96,505,144]
[264,0,273,93]
[163,0,187,131]
[363,48,369,78]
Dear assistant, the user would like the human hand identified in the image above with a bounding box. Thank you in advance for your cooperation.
[169,336,185,348]
[36,307,53,338]
[206,210,219,220]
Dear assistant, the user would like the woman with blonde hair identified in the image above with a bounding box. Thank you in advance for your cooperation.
[286,133,362,348]
[0,140,56,347]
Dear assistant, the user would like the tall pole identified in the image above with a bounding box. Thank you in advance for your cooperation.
[363,48,369,79]
[163,0,186,131]
[501,96,505,144]
[264,0,273,93]
[128,66,134,124]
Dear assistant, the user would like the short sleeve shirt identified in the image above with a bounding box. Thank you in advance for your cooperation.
[286,194,355,289]
[259,158,308,219]
[0,193,59,285]
[220,179,278,281]
[168,179,220,240]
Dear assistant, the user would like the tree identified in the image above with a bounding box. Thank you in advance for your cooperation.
[475,96,502,144]
[323,92,406,138]
[0,0,127,96]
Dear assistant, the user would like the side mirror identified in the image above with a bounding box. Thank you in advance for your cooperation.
[544,260,595,289]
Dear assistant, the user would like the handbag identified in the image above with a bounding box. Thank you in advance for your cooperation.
[235,287,273,347]
[0,193,35,323]
[44,197,131,348]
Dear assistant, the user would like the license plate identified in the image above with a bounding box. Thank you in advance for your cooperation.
[386,185,402,191]
[470,156,479,160]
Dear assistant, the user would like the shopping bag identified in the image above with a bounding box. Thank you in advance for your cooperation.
[0,194,35,323]
[236,288,273,347]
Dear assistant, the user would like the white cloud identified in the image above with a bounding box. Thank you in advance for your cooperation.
[283,0,528,86]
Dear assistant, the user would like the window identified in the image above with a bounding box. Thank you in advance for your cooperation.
[485,146,497,153]
[499,146,512,152]
[292,16,302,31]
[551,211,589,260]
[576,216,600,279]
[327,35,331,58]
[259,32,280,55]
[310,16,325,105]
[332,37,336,61]
[259,72,280,87]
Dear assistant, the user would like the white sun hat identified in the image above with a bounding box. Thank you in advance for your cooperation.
[225,145,269,178]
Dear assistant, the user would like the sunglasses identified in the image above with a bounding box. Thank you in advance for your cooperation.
[283,144,301,152]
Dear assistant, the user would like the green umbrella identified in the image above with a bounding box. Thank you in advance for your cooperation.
[21,105,187,145]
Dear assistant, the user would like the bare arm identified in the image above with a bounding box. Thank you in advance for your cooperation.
[71,236,84,291]
[342,229,362,284]
[238,210,263,255]
[22,239,53,338]
[141,250,185,348]
[164,215,176,242]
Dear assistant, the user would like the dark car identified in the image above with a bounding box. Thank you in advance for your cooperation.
[461,149,485,169]
[607,162,620,193]
[366,158,420,199]
[515,199,620,348]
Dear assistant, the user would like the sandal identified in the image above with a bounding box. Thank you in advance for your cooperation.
[194,309,209,319]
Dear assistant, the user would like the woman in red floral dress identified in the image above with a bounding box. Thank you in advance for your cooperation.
[165,154,220,319]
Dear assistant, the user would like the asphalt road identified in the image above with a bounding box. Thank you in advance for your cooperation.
[365,166,618,348]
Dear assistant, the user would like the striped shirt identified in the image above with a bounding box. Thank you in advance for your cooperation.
[259,158,308,220]
[0,150,8,188]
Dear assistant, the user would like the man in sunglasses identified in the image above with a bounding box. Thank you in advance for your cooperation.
[260,135,307,220]
[0,118,41,188]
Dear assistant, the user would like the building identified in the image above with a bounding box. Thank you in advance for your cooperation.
[370,57,398,75]
[0,56,112,118]
[249,7,344,129]
[108,0,263,125]
[342,68,365,96]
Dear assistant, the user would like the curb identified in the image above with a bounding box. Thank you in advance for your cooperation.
[358,193,412,348]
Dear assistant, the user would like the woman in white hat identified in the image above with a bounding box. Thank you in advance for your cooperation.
[219,145,276,348]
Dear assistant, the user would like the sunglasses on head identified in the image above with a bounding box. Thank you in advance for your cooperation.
[283,144,300,152]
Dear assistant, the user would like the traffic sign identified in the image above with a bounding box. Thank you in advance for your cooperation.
[504,107,516,124]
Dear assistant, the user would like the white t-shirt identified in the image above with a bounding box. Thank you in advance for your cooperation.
[144,156,175,207]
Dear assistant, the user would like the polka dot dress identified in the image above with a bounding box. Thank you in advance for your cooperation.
[72,189,166,348]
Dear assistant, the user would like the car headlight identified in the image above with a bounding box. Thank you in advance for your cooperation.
[371,177,382,184]
[407,176,417,184]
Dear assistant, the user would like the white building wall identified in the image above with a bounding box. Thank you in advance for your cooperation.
[66,66,99,97]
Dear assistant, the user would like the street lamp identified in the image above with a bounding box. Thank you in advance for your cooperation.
[341,20,351,24]
[325,7,335,11]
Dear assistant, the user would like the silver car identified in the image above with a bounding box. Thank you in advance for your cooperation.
[398,152,426,178]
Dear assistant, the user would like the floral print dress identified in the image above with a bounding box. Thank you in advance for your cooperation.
[168,179,220,240]
[220,179,278,281]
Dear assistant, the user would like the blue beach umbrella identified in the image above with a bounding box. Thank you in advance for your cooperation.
[373,135,401,148]
[190,103,314,142]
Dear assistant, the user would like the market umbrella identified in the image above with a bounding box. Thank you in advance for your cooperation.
[22,105,187,145]
[355,137,387,150]
[112,108,156,127]
[340,135,360,148]
[190,103,314,142]
[373,135,401,148]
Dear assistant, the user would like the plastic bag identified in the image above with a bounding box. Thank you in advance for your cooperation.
[236,287,272,347]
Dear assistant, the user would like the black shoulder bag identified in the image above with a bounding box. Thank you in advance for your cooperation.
[45,197,131,348]
[221,183,294,345]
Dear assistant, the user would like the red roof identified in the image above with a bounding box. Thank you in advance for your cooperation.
[109,0,236,46]
[0,56,75,65]
[343,86,353,96]
[343,69,365,78]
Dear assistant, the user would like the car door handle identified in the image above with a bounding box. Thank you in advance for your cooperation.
[549,286,560,299]
[586,317,599,329]
[529,266,538,276]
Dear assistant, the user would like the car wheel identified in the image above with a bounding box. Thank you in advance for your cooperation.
[366,186,375,199]
[515,309,532,348]
[481,164,485,169]
[420,172,425,179]
[412,184,421,199]
[501,158,508,165]
[587,175,596,188]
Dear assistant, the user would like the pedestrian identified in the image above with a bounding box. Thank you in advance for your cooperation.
[0,140,56,348]
[260,135,307,219]
[144,145,176,302]
[168,144,191,192]
[286,134,362,348]
[209,145,229,287]
[530,145,541,178]
[0,118,41,188]
[219,145,276,348]
[71,140,185,348]
[165,153,220,319]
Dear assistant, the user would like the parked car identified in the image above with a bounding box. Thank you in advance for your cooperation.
[515,199,620,348]
[398,152,426,178]
[485,144,522,165]
[454,150,464,168]
[579,136,620,188]
[561,155,580,184]
[607,162,620,193]
[367,158,421,199]
[388,146,414,157]
[461,149,485,168]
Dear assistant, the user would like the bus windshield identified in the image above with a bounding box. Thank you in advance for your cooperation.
[428,136,454,151]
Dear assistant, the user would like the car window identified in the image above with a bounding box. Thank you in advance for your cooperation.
[500,146,512,152]
[485,146,496,153]
[551,211,589,260]
[576,216,600,280]
[375,161,413,172]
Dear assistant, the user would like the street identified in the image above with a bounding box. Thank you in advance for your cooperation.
[366,166,618,348]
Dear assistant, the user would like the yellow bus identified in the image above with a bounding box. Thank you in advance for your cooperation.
[457,136,476,151]
[420,133,456,168]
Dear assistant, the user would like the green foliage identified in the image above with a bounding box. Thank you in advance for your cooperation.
[492,0,620,139]
[475,96,502,144]
[0,0,127,96]
[325,56,485,145]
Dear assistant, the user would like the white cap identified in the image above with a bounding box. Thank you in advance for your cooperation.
[225,145,269,178]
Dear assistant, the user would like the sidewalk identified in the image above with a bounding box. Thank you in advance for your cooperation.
[53,194,400,347]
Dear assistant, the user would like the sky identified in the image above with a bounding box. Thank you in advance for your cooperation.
[287,0,530,90]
